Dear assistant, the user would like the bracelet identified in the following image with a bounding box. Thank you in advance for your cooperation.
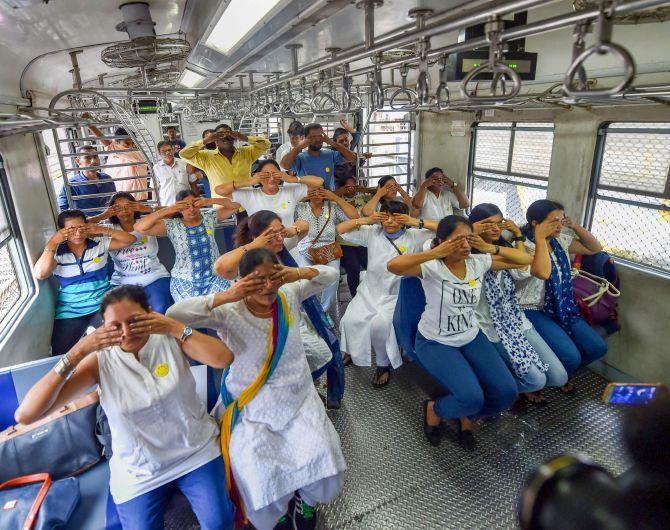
[45,246,57,253]
[54,354,76,380]
[512,235,527,243]
[418,219,425,229]
[294,225,301,235]
[494,245,501,255]
[296,268,301,280]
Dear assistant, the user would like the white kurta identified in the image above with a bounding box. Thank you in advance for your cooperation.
[339,226,433,368]
[166,265,346,512]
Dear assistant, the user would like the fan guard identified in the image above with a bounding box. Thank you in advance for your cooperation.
[122,66,181,88]
[573,1,670,24]
[101,37,191,68]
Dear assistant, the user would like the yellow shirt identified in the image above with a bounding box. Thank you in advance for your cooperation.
[179,137,271,198]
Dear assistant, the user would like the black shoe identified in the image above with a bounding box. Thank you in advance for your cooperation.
[292,492,317,530]
[274,512,292,530]
[422,400,442,447]
[326,398,341,410]
[456,421,477,452]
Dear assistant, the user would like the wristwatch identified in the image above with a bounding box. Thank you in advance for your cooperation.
[180,326,193,342]
[418,219,425,229]
[512,235,527,242]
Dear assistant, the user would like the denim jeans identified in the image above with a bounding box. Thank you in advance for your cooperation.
[414,331,518,419]
[115,456,234,530]
[492,327,569,393]
[524,310,608,375]
[142,277,174,314]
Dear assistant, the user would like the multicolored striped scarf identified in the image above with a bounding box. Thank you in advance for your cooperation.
[219,291,292,525]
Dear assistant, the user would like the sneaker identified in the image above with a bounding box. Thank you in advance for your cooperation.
[274,512,292,530]
[292,493,317,530]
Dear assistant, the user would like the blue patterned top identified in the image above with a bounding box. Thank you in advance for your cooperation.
[164,208,220,283]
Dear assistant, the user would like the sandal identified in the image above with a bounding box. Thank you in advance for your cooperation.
[523,391,549,405]
[560,382,576,395]
[372,366,392,388]
[342,352,353,366]
[422,400,442,447]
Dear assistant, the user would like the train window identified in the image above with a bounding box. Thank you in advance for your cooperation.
[587,122,670,273]
[361,110,413,192]
[469,122,553,224]
[236,116,281,148]
[0,156,34,334]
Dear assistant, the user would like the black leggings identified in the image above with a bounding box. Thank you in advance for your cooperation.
[340,245,368,297]
[51,312,102,357]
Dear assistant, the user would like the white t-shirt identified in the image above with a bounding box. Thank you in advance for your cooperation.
[511,230,575,310]
[232,183,308,228]
[420,188,460,220]
[108,228,170,287]
[275,142,297,170]
[474,269,533,343]
[152,158,196,206]
[418,252,493,347]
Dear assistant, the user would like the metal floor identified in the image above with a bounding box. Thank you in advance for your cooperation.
[166,282,629,529]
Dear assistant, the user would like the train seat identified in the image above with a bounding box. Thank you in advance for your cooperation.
[393,277,449,400]
[0,357,217,530]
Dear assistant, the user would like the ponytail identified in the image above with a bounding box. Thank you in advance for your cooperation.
[233,218,252,248]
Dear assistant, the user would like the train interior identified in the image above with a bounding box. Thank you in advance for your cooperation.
[0,0,669,528]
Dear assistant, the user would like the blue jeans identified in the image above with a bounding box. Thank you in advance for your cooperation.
[524,310,608,375]
[115,457,234,530]
[143,277,173,314]
[492,327,569,393]
[414,331,518,419]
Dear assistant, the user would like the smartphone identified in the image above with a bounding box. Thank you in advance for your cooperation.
[602,382,663,404]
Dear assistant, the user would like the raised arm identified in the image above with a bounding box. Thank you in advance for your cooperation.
[322,135,356,162]
[337,213,381,235]
[128,312,233,369]
[193,197,240,222]
[81,113,112,147]
[215,173,262,198]
[14,325,122,424]
[281,137,310,171]
[396,186,419,217]
[134,202,183,236]
[34,228,70,280]
[387,239,459,277]
[178,139,208,169]
[466,234,532,270]
[322,189,359,219]
[565,218,602,255]
[411,176,436,210]
[395,214,438,232]
[361,186,386,217]
[85,224,136,251]
[282,172,323,188]
[244,134,272,158]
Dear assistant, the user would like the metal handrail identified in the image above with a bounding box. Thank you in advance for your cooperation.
[563,2,636,98]
[388,64,418,110]
[435,54,451,110]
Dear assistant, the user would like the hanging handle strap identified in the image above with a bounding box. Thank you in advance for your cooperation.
[0,473,52,530]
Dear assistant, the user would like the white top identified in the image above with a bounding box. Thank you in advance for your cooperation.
[275,141,296,170]
[511,230,575,310]
[418,252,493,347]
[108,227,169,287]
[151,158,196,206]
[294,201,348,260]
[166,266,346,510]
[420,188,460,220]
[232,183,308,229]
[97,334,220,504]
[474,269,533,343]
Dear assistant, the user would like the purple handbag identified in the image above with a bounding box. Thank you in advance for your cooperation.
[572,268,620,326]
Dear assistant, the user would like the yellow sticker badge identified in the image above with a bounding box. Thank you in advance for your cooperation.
[398,245,407,253]
[140,236,148,244]
[281,202,288,210]
[469,279,477,288]
[154,363,169,378]
[206,228,213,235]
[93,257,101,263]
[325,167,331,173]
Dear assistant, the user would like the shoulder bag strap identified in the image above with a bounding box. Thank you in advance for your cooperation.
[0,473,52,530]
[309,201,332,250]
[384,233,403,255]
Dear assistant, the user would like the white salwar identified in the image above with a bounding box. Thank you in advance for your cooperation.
[167,265,346,530]
[339,226,433,368]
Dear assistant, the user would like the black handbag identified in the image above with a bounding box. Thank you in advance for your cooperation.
[0,473,80,530]
[0,391,103,482]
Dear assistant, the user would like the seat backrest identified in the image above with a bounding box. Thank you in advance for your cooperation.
[393,276,426,361]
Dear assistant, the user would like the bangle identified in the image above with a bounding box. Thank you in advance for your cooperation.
[54,354,76,379]
[45,246,57,253]
[512,235,526,242]
[296,268,301,280]
[232,181,236,191]
[494,245,501,255]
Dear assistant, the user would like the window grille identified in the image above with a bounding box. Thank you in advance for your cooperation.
[587,122,670,273]
[469,122,554,224]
